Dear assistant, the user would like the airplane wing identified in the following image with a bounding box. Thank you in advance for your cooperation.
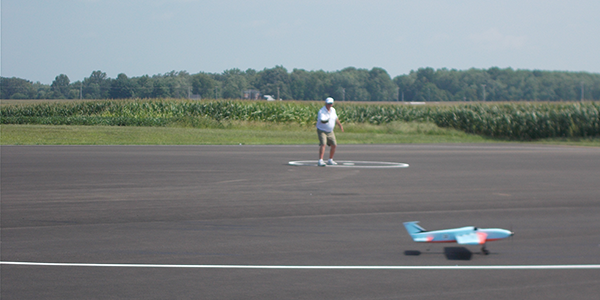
[456,231,488,245]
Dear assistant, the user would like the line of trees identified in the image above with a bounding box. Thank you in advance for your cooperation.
[2,66,599,101]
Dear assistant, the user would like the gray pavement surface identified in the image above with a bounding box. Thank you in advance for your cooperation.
[1,144,599,299]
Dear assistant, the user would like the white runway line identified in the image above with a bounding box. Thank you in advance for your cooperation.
[2,261,600,270]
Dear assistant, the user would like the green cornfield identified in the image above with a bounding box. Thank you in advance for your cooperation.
[1,99,599,140]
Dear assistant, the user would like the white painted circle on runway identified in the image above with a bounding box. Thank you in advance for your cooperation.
[288,160,409,168]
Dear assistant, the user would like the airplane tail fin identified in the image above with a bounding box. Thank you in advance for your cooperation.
[403,221,426,236]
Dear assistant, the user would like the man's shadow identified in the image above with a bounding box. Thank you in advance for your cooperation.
[404,247,473,260]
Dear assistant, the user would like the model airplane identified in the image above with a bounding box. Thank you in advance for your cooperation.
[403,221,514,255]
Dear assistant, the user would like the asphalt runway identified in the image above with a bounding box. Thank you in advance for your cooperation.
[1,144,599,299]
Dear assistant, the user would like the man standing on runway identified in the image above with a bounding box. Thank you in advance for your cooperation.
[317,97,344,166]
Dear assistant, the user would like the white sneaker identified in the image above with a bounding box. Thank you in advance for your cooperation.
[327,159,337,165]
[318,159,326,166]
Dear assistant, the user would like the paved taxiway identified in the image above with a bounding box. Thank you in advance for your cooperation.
[2,144,599,299]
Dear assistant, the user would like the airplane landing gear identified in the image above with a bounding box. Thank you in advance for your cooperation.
[481,245,490,255]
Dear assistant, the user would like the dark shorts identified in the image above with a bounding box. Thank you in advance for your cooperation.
[317,129,337,146]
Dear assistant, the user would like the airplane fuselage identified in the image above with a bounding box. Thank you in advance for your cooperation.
[404,222,513,245]
[413,227,512,244]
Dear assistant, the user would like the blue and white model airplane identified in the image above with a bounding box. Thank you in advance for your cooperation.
[403,221,514,255]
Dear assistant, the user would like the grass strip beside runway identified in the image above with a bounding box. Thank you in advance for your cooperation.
[0,122,492,145]
[2,122,598,146]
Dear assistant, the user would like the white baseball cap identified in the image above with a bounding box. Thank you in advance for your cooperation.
[325,97,334,104]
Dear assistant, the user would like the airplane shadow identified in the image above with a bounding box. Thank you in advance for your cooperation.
[443,247,473,260]
[404,247,474,260]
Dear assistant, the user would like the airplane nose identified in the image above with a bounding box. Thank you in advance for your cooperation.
[510,231,515,236]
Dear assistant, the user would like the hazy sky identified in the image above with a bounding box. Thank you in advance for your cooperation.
[2,0,599,84]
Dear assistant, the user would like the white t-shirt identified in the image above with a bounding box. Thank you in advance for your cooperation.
[316,106,337,132]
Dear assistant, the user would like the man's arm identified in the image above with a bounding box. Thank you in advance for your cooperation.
[336,118,344,132]
[318,109,329,123]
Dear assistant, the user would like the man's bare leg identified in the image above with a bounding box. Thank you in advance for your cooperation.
[319,144,326,160]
